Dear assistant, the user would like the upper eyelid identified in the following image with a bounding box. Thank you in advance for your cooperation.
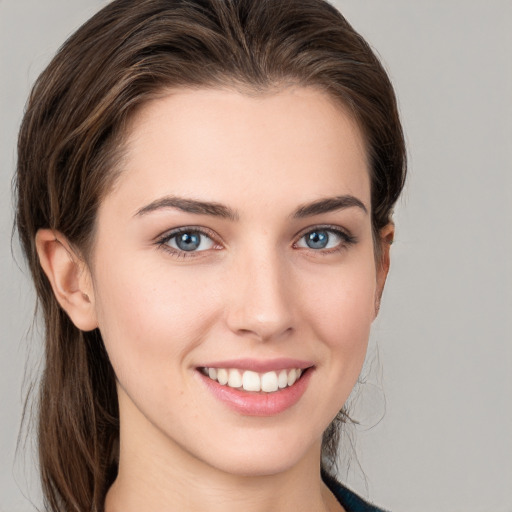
[157,226,219,244]
[293,224,353,241]
[157,224,353,250]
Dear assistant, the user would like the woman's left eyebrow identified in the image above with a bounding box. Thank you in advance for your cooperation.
[292,195,368,218]
[134,194,367,219]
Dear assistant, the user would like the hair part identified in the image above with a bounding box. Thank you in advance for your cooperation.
[16,1,406,510]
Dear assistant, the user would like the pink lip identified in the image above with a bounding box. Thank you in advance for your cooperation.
[197,366,314,417]
[197,358,314,373]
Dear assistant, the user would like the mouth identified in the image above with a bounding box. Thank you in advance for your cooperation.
[195,358,314,415]
[199,366,308,393]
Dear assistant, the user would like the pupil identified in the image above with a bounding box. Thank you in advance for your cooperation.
[177,232,200,251]
[307,231,328,249]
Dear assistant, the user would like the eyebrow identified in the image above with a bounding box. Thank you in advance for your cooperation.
[134,194,367,219]
[135,196,239,220]
[292,195,368,218]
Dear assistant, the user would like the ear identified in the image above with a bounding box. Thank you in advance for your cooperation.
[35,229,98,331]
[374,223,395,317]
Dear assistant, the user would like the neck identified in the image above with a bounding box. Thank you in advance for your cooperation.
[106,457,339,512]
[105,397,342,512]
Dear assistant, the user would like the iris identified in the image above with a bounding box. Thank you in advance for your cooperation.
[176,232,201,251]
[305,230,329,249]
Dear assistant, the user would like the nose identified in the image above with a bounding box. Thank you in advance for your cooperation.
[225,246,295,342]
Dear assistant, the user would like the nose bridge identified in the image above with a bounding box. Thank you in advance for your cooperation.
[226,239,295,341]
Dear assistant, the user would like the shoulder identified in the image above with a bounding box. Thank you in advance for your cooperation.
[322,470,389,512]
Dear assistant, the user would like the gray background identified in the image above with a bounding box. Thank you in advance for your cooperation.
[1,1,511,511]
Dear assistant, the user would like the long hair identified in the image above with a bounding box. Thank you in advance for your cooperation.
[15,1,406,510]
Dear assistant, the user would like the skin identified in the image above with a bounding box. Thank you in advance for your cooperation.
[36,86,393,512]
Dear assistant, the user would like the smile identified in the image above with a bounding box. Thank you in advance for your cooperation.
[200,367,304,393]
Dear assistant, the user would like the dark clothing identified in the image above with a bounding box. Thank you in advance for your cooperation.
[322,471,388,512]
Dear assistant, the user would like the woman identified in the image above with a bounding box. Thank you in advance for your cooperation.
[15,0,406,511]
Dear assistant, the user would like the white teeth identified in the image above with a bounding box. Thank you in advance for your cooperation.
[202,366,306,393]
[242,370,261,392]
[278,369,288,389]
[228,369,242,388]
[261,371,278,392]
[217,368,228,385]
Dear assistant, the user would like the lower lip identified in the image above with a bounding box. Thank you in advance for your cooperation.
[198,368,313,416]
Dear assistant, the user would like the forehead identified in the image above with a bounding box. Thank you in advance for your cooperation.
[107,86,370,217]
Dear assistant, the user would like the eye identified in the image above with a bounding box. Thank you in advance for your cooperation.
[159,228,217,255]
[295,227,355,252]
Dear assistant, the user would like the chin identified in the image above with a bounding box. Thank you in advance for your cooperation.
[192,429,322,478]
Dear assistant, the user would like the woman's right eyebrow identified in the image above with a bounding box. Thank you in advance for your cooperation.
[135,196,239,221]
[134,194,367,220]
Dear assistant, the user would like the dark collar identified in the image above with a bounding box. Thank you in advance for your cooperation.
[322,470,389,512]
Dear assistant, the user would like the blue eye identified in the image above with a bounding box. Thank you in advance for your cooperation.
[158,225,354,259]
[305,230,330,249]
[163,230,216,253]
[296,228,352,251]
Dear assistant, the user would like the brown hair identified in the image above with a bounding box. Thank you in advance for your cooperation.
[15,0,406,510]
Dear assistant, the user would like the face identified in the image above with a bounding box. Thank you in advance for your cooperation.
[87,87,387,476]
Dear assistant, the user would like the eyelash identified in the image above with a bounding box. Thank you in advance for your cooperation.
[156,225,357,259]
[156,227,220,259]
[294,225,357,256]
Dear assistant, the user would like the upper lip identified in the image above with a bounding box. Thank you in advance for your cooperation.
[196,358,314,373]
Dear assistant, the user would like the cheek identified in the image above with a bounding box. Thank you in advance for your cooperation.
[91,258,220,377]
[92,262,199,373]
[300,258,377,368]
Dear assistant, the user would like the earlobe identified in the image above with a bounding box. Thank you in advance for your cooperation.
[35,229,98,331]
[374,223,395,318]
